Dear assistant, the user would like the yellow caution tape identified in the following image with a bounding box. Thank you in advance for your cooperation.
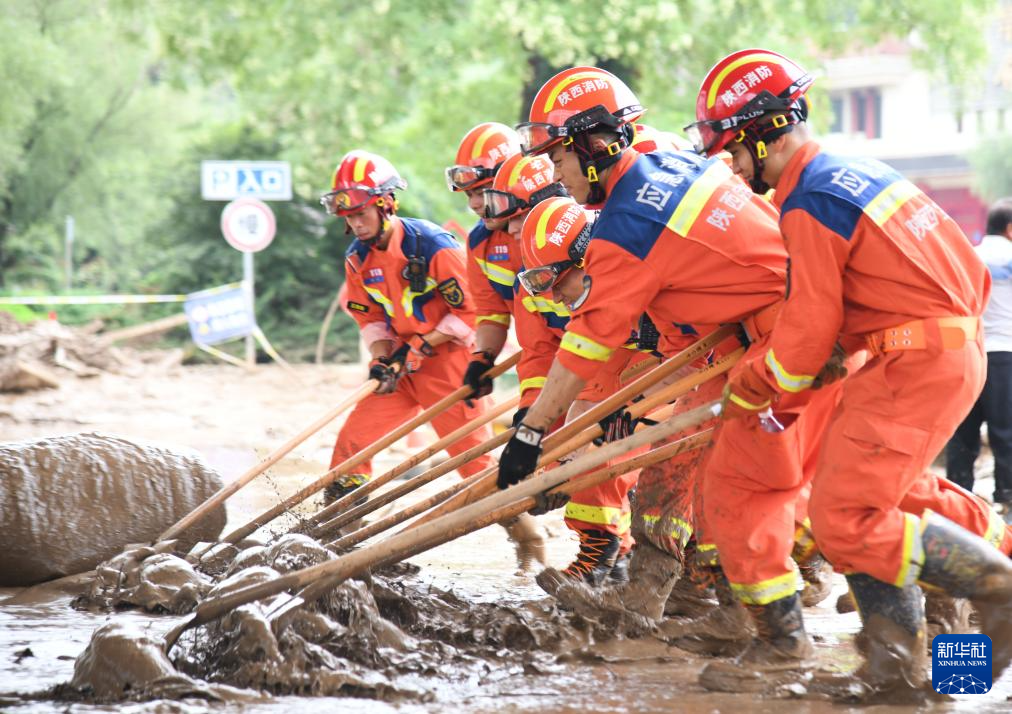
[0,283,243,305]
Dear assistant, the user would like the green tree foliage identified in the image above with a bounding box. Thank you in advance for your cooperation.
[1,0,998,358]
[970,132,1012,201]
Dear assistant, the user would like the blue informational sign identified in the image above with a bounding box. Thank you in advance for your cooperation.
[184,285,255,345]
[200,161,292,201]
[932,634,992,694]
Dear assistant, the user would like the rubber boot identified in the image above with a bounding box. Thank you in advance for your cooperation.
[538,540,683,622]
[798,553,835,608]
[699,592,813,693]
[839,573,934,703]
[666,569,755,656]
[608,550,631,584]
[499,512,547,573]
[924,589,973,641]
[917,512,1012,680]
[664,551,718,618]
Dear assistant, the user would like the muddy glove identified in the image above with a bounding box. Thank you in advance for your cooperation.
[530,489,571,515]
[497,423,544,490]
[511,407,529,428]
[812,342,848,389]
[462,350,495,406]
[368,356,402,395]
[593,399,657,446]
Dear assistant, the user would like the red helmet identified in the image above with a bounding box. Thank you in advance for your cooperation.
[518,197,594,295]
[482,153,567,221]
[517,66,644,156]
[686,49,812,158]
[320,150,407,216]
[445,122,522,192]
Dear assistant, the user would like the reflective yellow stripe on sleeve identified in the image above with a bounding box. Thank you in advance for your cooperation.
[560,331,614,362]
[363,287,395,317]
[521,295,570,317]
[565,502,631,533]
[476,313,511,326]
[666,160,733,236]
[764,349,815,393]
[475,258,517,288]
[728,392,770,411]
[729,569,803,606]
[984,508,1007,551]
[519,376,547,393]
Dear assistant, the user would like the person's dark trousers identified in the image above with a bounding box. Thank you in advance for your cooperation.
[946,351,1012,503]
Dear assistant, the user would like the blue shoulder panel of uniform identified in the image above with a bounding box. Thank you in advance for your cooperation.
[593,150,717,260]
[780,152,905,242]
[468,221,493,251]
[400,217,462,262]
[344,239,371,263]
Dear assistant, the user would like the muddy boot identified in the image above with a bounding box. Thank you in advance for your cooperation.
[698,592,813,693]
[836,590,857,613]
[608,550,631,584]
[500,512,547,573]
[665,569,755,656]
[798,553,834,608]
[539,540,683,622]
[917,512,1012,680]
[555,528,621,585]
[924,589,973,641]
[323,473,369,508]
[664,555,718,618]
[827,573,936,703]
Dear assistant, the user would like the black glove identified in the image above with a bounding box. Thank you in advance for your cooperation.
[511,407,529,429]
[463,350,495,406]
[530,489,571,515]
[385,342,411,370]
[368,357,401,395]
[497,423,544,489]
[593,397,658,445]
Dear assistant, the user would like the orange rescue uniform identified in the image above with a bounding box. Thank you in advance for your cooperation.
[331,216,493,480]
[556,148,844,606]
[733,142,1010,586]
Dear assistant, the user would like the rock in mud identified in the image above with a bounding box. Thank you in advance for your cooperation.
[0,432,226,586]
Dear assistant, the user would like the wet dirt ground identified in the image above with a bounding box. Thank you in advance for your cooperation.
[1,361,1010,712]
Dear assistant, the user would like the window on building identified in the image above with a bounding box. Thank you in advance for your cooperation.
[829,96,844,132]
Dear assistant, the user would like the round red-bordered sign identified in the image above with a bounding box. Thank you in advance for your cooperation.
[220,197,276,253]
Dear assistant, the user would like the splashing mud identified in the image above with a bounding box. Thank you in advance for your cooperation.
[0,433,226,586]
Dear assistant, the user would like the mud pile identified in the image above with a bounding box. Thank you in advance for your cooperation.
[0,433,226,585]
[63,534,630,704]
[0,314,121,390]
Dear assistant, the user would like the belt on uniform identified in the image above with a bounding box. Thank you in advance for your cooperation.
[864,316,980,357]
[740,301,782,343]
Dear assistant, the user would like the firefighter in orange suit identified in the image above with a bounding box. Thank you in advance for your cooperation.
[446,124,553,570]
[689,49,1012,695]
[497,65,849,649]
[461,143,649,583]
[320,150,494,508]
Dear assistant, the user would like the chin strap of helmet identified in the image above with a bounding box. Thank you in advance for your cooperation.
[355,195,400,246]
[569,124,635,205]
[736,96,809,195]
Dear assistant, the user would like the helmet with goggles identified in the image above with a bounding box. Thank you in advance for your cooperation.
[517,197,594,296]
[482,153,568,221]
[320,150,407,216]
[445,122,521,192]
[685,49,812,160]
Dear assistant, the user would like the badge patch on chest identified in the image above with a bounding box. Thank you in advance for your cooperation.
[346,301,369,313]
[437,278,465,307]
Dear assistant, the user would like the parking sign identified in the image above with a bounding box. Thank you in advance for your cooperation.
[201,160,292,201]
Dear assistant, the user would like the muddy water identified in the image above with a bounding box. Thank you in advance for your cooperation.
[2,386,1011,712]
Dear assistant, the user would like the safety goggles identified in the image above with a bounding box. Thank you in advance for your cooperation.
[517,105,640,155]
[319,186,377,215]
[444,165,496,192]
[517,260,575,295]
[482,182,569,220]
